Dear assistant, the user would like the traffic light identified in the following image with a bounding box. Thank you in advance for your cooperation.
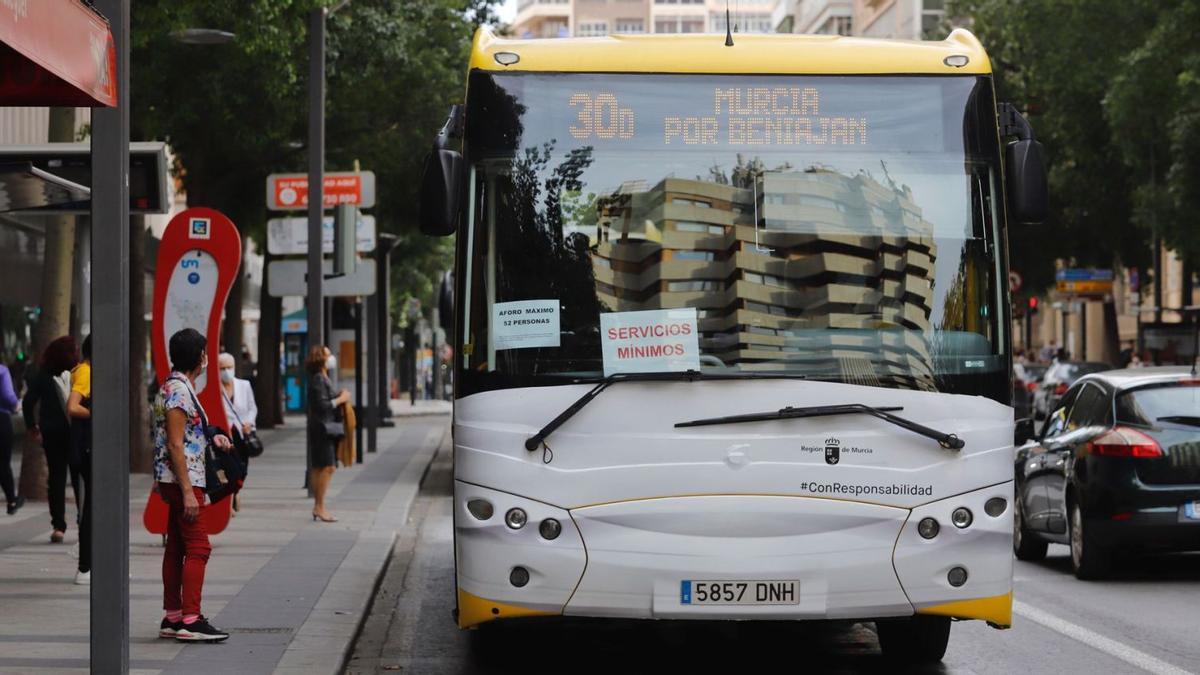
[1028,297,1039,314]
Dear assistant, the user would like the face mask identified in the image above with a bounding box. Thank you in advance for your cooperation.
[220,368,235,383]
[325,355,337,371]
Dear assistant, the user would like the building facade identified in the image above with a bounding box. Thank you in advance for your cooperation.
[512,0,777,39]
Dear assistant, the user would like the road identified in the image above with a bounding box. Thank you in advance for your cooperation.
[347,453,1200,675]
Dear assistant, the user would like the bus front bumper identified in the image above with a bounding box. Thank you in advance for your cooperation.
[455,481,1013,628]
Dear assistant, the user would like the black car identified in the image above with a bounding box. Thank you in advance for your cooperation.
[1014,367,1200,578]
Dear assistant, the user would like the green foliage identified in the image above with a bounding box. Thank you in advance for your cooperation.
[131,0,494,314]
[949,0,1199,294]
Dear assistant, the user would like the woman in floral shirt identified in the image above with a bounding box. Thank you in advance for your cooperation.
[151,328,232,643]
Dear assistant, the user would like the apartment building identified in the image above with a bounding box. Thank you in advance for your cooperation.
[589,168,940,388]
[772,0,945,39]
[512,0,776,39]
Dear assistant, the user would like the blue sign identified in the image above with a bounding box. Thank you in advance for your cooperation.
[187,272,200,284]
[1055,269,1113,282]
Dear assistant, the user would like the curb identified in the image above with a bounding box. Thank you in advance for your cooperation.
[275,423,448,674]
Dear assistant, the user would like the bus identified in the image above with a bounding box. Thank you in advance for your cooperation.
[420,27,1046,662]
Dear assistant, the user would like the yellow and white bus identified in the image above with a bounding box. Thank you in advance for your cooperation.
[420,27,1046,662]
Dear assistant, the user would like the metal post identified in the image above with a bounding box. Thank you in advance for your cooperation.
[366,269,379,453]
[91,0,130,670]
[377,234,397,427]
[305,7,326,489]
[1080,302,1088,361]
[354,301,364,463]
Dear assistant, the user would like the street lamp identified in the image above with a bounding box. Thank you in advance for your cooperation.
[170,28,236,45]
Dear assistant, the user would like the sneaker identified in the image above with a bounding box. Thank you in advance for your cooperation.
[175,616,229,643]
[50,530,65,543]
[6,496,25,515]
[74,570,90,585]
[159,618,183,638]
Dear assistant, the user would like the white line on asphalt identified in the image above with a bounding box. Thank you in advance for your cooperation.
[1013,600,1195,675]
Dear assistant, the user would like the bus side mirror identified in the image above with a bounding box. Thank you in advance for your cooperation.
[999,103,1047,225]
[1014,418,1035,446]
[1006,139,1047,225]
[420,105,465,237]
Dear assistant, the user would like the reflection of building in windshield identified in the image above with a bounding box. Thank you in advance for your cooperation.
[591,167,938,389]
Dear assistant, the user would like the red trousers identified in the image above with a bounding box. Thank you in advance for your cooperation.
[159,483,211,617]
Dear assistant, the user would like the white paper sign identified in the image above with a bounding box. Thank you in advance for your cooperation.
[493,300,561,350]
[600,308,701,376]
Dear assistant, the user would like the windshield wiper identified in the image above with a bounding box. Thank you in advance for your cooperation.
[1158,415,1200,428]
[675,403,965,450]
[524,370,807,451]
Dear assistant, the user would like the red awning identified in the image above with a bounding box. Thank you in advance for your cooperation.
[0,0,117,107]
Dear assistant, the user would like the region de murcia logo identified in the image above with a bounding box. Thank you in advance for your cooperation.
[825,437,841,465]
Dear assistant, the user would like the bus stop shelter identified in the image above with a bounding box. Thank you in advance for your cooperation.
[2,0,131,671]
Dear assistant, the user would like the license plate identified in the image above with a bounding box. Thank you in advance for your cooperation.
[680,580,799,606]
[1185,501,1200,521]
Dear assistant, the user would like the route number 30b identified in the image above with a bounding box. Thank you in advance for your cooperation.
[569,93,636,140]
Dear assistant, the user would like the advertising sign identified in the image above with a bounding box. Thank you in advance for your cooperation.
[144,207,243,536]
[1055,268,1114,296]
[266,171,376,210]
[600,308,701,376]
[266,214,376,255]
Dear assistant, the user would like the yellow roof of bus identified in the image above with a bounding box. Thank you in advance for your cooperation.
[469,28,991,76]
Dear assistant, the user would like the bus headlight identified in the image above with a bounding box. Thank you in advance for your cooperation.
[467,499,494,521]
[951,507,973,529]
[917,517,939,539]
[539,518,562,540]
[505,508,528,530]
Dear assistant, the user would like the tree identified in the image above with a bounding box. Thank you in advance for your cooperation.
[130,0,495,424]
[948,0,1161,294]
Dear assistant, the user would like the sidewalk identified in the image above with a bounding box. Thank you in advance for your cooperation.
[0,411,448,674]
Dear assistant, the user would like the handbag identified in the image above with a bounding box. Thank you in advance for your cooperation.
[169,377,245,501]
[322,421,345,439]
[222,389,264,458]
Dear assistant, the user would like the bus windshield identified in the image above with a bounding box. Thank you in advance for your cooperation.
[458,72,1007,400]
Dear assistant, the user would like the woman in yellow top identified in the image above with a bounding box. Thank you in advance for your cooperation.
[65,335,92,585]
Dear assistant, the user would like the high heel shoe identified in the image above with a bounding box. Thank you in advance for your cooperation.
[312,512,338,523]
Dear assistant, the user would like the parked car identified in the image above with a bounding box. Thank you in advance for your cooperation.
[1013,367,1200,578]
[1032,361,1112,420]
[1013,363,1048,419]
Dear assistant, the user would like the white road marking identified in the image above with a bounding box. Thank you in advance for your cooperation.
[1013,600,1195,675]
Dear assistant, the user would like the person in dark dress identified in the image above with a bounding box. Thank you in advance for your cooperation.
[22,336,81,542]
[306,345,349,523]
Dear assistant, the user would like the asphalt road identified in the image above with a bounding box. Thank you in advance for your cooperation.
[347,454,1200,675]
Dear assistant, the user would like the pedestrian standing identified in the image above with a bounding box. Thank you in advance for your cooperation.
[307,345,349,523]
[153,328,231,643]
[65,335,92,584]
[22,336,81,541]
[218,352,257,513]
[0,358,24,516]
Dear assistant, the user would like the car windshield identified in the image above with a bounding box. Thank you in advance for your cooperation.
[458,72,1007,400]
[1116,383,1200,427]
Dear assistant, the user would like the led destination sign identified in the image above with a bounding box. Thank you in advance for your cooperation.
[569,88,867,147]
[467,73,973,155]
